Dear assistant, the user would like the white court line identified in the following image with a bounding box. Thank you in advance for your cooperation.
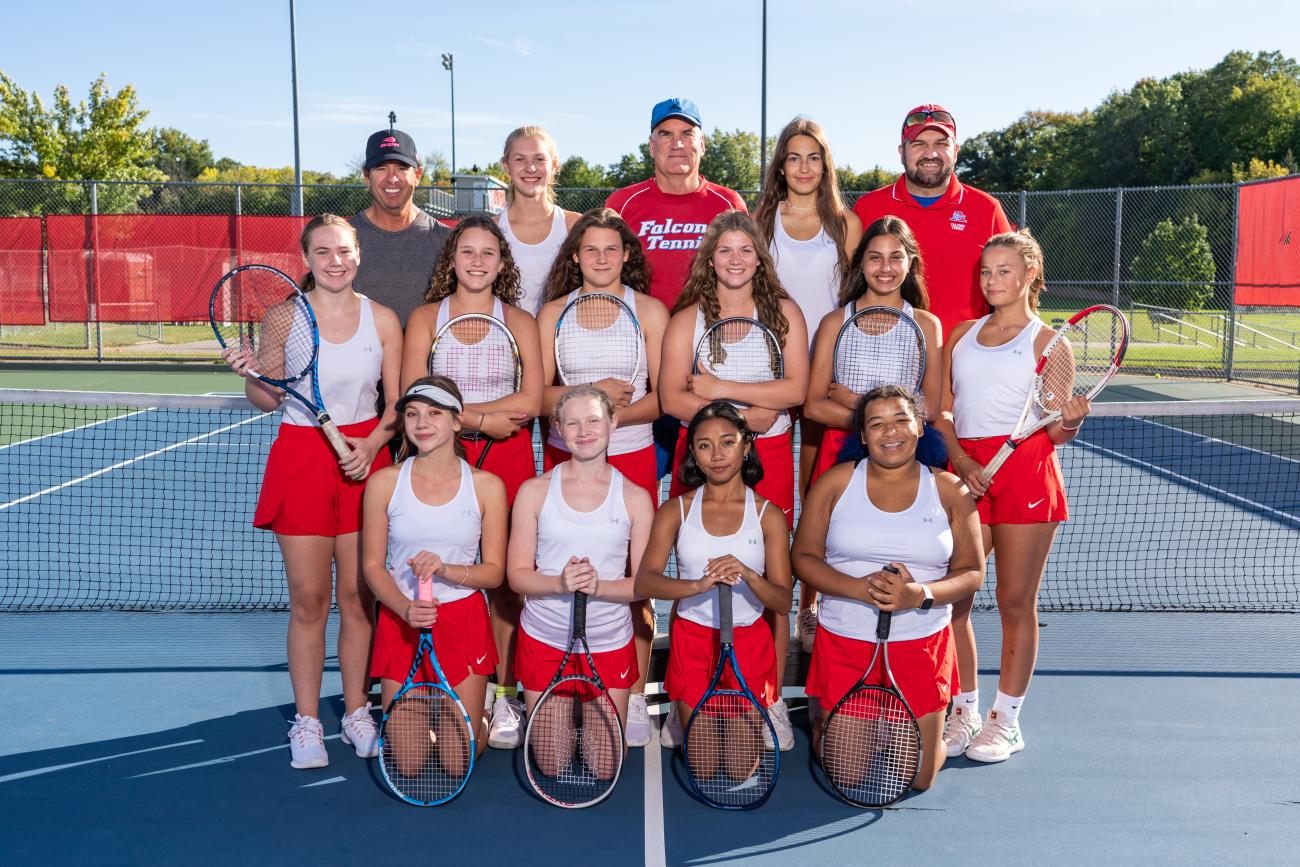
[0,412,268,512]
[0,407,152,451]
[301,775,347,788]
[1075,438,1299,526]
[1131,414,1300,466]
[0,739,204,784]
[130,734,342,778]
[643,721,667,867]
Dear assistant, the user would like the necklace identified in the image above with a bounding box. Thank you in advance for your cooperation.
[784,201,816,212]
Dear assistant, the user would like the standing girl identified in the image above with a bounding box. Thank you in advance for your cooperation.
[223,213,403,768]
[936,229,1090,762]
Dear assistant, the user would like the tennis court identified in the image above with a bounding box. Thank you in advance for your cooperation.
[1,382,1298,864]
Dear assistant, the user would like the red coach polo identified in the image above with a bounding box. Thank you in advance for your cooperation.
[852,176,1011,337]
[606,178,748,310]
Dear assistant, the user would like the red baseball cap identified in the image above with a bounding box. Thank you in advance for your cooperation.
[901,104,956,142]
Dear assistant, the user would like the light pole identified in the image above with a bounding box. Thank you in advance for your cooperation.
[441,53,457,180]
[288,0,303,216]
[758,0,767,191]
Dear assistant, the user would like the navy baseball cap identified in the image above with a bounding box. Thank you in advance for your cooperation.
[650,98,701,130]
[364,128,420,170]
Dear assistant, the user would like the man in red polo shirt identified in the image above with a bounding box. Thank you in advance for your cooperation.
[606,98,748,310]
[852,105,1012,336]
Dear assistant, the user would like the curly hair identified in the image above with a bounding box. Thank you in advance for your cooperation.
[673,212,791,353]
[542,208,652,302]
[983,228,1046,311]
[753,117,851,287]
[840,215,930,310]
[298,213,359,293]
[678,401,764,489]
[424,214,522,306]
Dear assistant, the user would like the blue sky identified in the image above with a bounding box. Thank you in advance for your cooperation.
[3,0,1298,179]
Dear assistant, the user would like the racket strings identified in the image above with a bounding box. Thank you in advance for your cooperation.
[429,319,518,405]
[822,689,920,806]
[1036,311,1126,411]
[684,693,778,808]
[556,297,642,384]
[380,689,473,804]
[834,310,925,399]
[700,320,782,382]
[211,270,314,383]
[525,682,623,807]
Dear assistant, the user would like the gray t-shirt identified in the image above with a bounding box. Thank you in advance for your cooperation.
[349,209,451,325]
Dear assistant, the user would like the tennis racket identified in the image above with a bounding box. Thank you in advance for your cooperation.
[833,305,926,399]
[428,312,522,469]
[692,316,784,408]
[683,583,780,810]
[377,576,476,806]
[523,590,625,808]
[554,291,643,386]
[979,304,1129,482]
[209,264,355,472]
[820,566,921,808]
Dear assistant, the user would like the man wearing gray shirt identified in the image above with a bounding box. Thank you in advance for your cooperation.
[350,128,451,325]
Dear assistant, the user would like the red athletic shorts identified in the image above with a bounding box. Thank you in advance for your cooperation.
[370,591,497,686]
[543,442,658,503]
[666,614,778,709]
[805,623,956,719]
[669,427,794,529]
[515,626,638,696]
[811,426,852,485]
[253,418,392,536]
[461,426,536,508]
[956,430,1069,525]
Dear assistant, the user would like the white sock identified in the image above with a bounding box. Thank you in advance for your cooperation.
[955,690,979,713]
[991,690,1024,725]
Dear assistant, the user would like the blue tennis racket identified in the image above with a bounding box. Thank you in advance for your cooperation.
[208,263,355,473]
[683,582,780,809]
[377,576,476,806]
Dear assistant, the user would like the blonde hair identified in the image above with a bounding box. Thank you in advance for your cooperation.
[553,385,616,423]
[501,125,561,205]
[983,228,1046,311]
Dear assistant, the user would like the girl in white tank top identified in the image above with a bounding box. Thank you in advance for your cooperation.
[497,125,577,316]
[507,388,657,724]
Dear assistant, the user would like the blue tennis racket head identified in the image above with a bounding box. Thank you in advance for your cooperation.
[209,264,319,387]
[682,584,780,810]
[377,579,476,807]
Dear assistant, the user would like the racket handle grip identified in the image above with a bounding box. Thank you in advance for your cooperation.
[718,583,733,646]
[417,575,434,603]
[980,442,1016,483]
[573,591,588,639]
[877,566,898,642]
[318,416,353,463]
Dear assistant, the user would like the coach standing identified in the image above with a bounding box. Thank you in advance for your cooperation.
[852,105,1011,336]
[606,98,747,311]
[350,128,452,326]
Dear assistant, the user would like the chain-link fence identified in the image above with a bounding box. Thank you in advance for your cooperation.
[0,177,1296,390]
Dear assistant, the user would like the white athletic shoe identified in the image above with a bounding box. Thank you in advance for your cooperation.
[795,606,818,654]
[625,693,652,748]
[340,703,379,758]
[766,699,796,752]
[942,705,983,758]
[659,703,683,748]
[287,714,329,769]
[488,695,525,749]
[964,710,1023,763]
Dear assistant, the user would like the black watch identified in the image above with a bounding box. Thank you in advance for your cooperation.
[919,584,935,611]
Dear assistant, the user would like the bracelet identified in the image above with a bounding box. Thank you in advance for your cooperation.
[1059,419,1084,432]
[458,564,470,586]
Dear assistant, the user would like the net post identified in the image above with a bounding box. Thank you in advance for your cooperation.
[1225,181,1240,381]
[89,180,103,362]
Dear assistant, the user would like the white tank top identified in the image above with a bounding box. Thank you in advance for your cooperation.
[818,461,952,642]
[689,307,791,438]
[282,295,381,427]
[386,458,482,604]
[434,298,515,404]
[520,463,634,653]
[951,315,1044,437]
[771,209,839,351]
[675,487,767,629]
[500,206,567,317]
[546,285,653,455]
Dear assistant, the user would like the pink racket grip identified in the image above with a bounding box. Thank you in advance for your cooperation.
[417,575,434,603]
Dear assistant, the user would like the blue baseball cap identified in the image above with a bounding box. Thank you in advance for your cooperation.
[650,98,701,131]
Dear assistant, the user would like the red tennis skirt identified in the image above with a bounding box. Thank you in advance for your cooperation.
[370,592,497,687]
[806,623,956,718]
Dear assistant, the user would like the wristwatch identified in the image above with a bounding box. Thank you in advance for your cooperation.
[919,583,935,611]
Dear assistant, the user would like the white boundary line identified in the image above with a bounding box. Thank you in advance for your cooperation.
[0,407,153,452]
[643,722,667,867]
[1130,415,1300,466]
[0,739,203,784]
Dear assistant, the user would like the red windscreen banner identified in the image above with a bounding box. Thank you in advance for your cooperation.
[0,217,44,325]
[43,214,312,322]
[1235,175,1300,307]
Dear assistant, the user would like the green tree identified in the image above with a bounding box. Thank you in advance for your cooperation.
[700,128,761,190]
[1129,216,1216,311]
[149,128,214,181]
[956,110,1087,191]
[605,143,653,188]
[836,165,900,192]
[556,155,608,188]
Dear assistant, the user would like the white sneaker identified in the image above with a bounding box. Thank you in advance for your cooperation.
[488,695,524,749]
[795,606,818,654]
[942,704,982,758]
[625,693,652,747]
[287,714,328,769]
[765,699,796,752]
[340,703,379,758]
[964,710,1023,763]
[659,703,683,748]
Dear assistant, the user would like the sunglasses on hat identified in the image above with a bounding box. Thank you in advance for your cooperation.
[901,108,956,135]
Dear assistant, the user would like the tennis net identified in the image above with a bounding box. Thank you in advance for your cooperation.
[1,389,1297,612]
